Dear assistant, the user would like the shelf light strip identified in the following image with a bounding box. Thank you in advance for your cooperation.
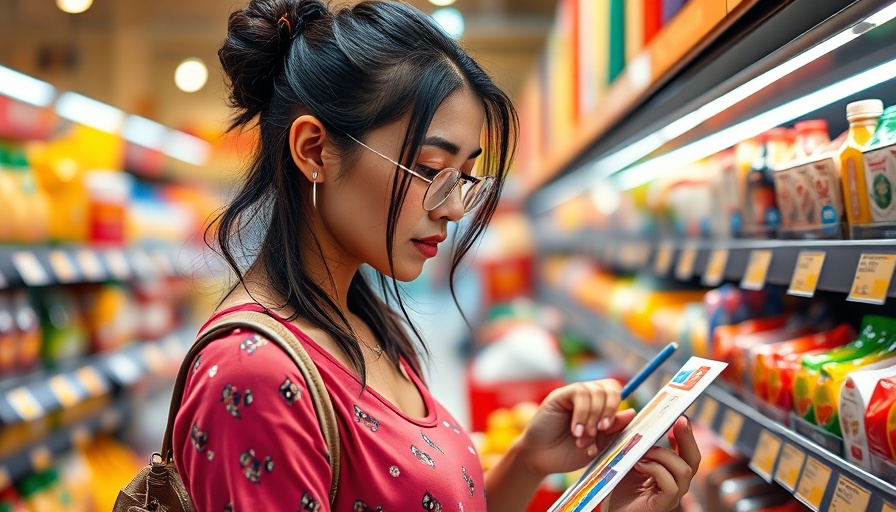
[532,1,896,213]
[616,56,896,190]
[0,66,57,108]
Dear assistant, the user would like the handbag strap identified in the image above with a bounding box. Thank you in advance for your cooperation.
[160,309,341,504]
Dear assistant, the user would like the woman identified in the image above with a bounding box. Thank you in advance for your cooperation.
[172,1,700,510]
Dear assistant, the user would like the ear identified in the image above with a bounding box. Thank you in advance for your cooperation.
[289,114,329,183]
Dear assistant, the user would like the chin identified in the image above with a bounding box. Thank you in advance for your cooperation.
[392,264,425,282]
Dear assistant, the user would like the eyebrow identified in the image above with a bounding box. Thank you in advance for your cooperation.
[423,136,483,160]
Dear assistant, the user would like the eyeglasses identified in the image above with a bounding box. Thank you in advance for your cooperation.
[346,134,494,215]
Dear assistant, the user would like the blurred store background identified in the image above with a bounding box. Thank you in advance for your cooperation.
[2,0,896,510]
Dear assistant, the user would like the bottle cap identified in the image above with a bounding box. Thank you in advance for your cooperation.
[846,99,884,120]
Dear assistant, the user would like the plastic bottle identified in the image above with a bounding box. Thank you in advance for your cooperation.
[745,129,792,236]
[864,105,896,222]
[40,288,89,368]
[12,291,42,373]
[840,100,884,226]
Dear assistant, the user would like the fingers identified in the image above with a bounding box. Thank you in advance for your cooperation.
[633,459,680,512]
[564,380,622,448]
[641,445,695,500]
[606,408,636,434]
[670,416,701,476]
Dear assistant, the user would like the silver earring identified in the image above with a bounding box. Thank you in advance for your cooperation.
[311,171,319,209]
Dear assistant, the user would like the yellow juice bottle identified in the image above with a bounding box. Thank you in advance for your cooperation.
[840,100,883,226]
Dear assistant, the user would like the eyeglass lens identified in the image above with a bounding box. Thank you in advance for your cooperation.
[423,169,493,213]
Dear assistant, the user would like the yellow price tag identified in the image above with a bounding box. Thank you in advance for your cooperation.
[702,249,729,286]
[48,250,79,283]
[741,250,774,290]
[795,457,832,511]
[720,409,744,447]
[76,249,105,281]
[828,475,871,512]
[654,245,674,276]
[749,430,782,482]
[76,367,107,396]
[883,502,896,512]
[774,443,806,491]
[697,397,718,427]
[676,246,698,281]
[848,253,896,305]
[12,251,50,286]
[6,387,44,422]
[788,251,826,298]
[48,375,79,408]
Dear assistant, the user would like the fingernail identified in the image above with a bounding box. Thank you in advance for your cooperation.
[683,415,691,429]
[587,446,597,457]
[573,423,584,437]
[599,417,612,431]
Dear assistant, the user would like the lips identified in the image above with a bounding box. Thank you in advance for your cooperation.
[412,235,445,258]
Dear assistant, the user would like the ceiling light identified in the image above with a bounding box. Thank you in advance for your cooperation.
[56,0,93,14]
[174,58,208,93]
[0,65,56,107]
[55,92,125,133]
[429,0,456,6]
[432,8,464,39]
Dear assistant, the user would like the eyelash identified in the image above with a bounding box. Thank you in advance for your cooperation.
[414,164,441,180]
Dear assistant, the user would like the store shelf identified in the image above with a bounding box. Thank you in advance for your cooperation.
[0,330,192,426]
[0,243,202,289]
[542,286,896,511]
[537,230,896,300]
[0,331,192,484]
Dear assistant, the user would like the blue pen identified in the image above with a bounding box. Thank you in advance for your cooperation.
[620,342,678,400]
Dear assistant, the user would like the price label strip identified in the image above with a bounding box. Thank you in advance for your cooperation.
[6,387,44,422]
[12,251,50,286]
[741,249,774,291]
[788,251,826,298]
[749,430,782,482]
[697,397,719,427]
[795,457,832,511]
[828,475,870,512]
[48,374,81,408]
[76,250,106,281]
[48,250,79,283]
[75,367,108,397]
[848,253,896,305]
[774,443,806,492]
[676,246,698,281]
[719,409,745,450]
[702,249,729,287]
[654,245,674,276]
[104,250,131,281]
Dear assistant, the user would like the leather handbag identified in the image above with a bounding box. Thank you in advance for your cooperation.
[113,310,341,511]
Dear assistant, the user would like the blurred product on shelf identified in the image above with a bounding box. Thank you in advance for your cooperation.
[744,129,792,239]
[78,284,139,354]
[840,100,884,229]
[863,105,896,236]
[38,288,89,368]
[0,144,50,244]
[864,377,896,473]
[839,363,896,470]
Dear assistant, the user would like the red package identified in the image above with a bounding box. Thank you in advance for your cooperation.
[865,377,896,462]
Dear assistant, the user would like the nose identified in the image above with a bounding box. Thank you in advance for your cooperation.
[430,182,464,222]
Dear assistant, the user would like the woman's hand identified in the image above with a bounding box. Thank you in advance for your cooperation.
[514,379,629,477]
[609,416,701,512]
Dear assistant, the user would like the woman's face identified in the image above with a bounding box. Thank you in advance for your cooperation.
[318,87,487,281]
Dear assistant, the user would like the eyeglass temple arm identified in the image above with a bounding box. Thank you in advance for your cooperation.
[345,133,433,183]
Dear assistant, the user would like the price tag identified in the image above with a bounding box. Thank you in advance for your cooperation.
[654,245,674,276]
[76,367,107,396]
[48,375,80,408]
[76,250,105,281]
[104,250,131,281]
[720,409,744,447]
[788,251,826,298]
[828,475,871,512]
[848,253,896,305]
[741,250,774,290]
[774,443,806,491]
[749,430,782,481]
[30,445,52,472]
[795,457,832,511]
[698,397,719,427]
[106,353,142,385]
[6,387,44,422]
[676,246,698,280]
[48,250,79,283]
[883,502,896,512]
[12,251,50,286]
[702,249,729,286]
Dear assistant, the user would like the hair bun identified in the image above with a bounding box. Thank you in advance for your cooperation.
[219,0,329,127]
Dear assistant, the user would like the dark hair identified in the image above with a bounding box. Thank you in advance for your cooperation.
[212,0,517,382]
